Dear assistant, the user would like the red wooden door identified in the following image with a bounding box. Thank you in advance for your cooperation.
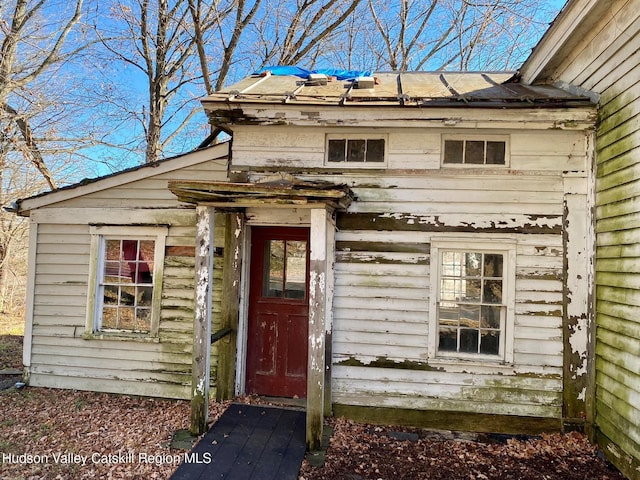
[246,227,309,398]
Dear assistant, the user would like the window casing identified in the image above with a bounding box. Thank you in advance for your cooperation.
[87,226,167,338]
[442,135,509,166]
[326,134,387,165]
[429,238,515,363]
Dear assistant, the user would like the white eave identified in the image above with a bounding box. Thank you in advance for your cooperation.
[520,0,609,84]
[16,142,229,216]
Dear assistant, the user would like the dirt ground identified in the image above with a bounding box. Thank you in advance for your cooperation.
[0,318,627,480]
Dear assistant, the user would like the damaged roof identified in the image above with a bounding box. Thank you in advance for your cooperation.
[202,70,593,109]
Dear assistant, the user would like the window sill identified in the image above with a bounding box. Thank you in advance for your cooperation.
[82,331,160,343]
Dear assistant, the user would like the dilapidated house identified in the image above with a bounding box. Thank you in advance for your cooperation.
[16,66,598,451]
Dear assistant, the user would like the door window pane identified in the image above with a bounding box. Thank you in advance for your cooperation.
[285,241,307,299]
[264,240,285,297]
[263,238,307,299]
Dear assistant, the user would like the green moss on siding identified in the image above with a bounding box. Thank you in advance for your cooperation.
[332,404,562,435]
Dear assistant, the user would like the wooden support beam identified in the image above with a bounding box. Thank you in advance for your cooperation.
[307,207,332,451]
[217,212,244,401]
[562,170,593,430]
[191,206,214,435]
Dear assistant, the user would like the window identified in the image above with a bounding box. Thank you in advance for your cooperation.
[87,226,167,337]
[429,238,515,362]
[326,135,386,164]
[442,136,508,166]
[263,239,308,299]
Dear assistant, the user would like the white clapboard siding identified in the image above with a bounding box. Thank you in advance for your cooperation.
[527,1,640,474]
[317,136,570,420]
[27,154,228,400]
[233,127,586,172]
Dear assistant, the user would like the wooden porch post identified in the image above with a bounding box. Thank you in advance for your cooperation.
[217,212,244,401]
[191,205,214,435]
[307,207,333,451]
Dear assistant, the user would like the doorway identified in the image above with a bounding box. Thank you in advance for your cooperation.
[245,226,310,398]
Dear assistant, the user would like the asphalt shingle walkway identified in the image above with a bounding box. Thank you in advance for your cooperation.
[170,403,306,480]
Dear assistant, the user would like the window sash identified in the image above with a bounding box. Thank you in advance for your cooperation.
[442,135,509,167]
[86,226,167,338]
[429,238,515,363]
[326,136,386,164]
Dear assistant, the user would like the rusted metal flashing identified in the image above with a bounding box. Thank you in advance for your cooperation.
[203,72,592,109]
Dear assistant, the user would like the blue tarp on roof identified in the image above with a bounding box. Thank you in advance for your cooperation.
[254,66,371,81]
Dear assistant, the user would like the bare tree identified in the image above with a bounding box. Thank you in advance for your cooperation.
[1,0,100,313]
[97,0,237,163]
[0,0,91,188]
[363,0,553,72]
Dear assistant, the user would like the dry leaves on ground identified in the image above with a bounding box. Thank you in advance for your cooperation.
[0,335,22,371]
[299,417,626,480]
[0,388,228,480]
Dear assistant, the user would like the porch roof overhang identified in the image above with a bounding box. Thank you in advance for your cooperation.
[168,177,354,211]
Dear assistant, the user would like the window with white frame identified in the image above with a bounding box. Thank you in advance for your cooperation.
[442,135,508,166]
[87,226,167,337]
[326,134,386,165]
[430,239,515,362]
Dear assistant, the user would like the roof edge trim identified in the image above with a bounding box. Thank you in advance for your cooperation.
[17,142,230,215]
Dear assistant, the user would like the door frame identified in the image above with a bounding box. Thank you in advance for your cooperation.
[245,225,311,398]
[235,209,315,397]
[234,207,336,450]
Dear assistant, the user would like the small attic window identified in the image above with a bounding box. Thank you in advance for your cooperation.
[326,135,386,165]
[443,136,508,166]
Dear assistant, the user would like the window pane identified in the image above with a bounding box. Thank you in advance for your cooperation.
[103,286,119,305]
[480,331,500,355]
[439,304,459,326]
[138,240,155,283]
[139,286,153,307]
[483,280,502,303]
[347,139,366,162]
[119,307,135,330]
[439,327,457,351]
[441,278,462,301]
[481,305,501,328]
[460,328,479,353]
[462,279,481,302]
[106,240,121,260]
[465,141,485,164]
[442,251,464,276]
[328,139,346,162]
[136,309,151,332]
[264,240,284,297]
[366,139,385,162]
[102,308,118,329]
[443,140,463,163]
[486,141,506,164]
[285,240,307,299]
[460,305,480,328]
[121,285,136,306]
[465,252,482,277]
[484,254,503,277]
